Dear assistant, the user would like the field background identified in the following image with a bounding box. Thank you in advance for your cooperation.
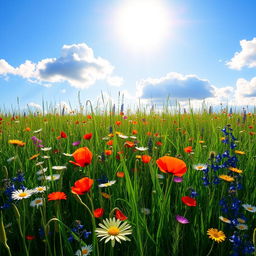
[0,104,255,256]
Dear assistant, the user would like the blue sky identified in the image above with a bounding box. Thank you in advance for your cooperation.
[1,0,256,112]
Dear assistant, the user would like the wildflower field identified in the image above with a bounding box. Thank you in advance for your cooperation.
[0,106,255,256]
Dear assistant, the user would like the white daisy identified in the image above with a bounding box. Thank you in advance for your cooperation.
[95,217,132,247]
[35,161,44,166]
[41,147,52,151]
[193,164,208,171]
[236,224,248,230]
[33,128,42,133]
[75,245,93,256]
[33,186,47,194]
[242,204,256,213]
[30,198,44,207]
[219,216,231,224]
[12,189,34,200]
[118,134,128,139]
[129,136,137,139]
[41,156,51,159]
[7,156,16,162]
[98,180,116,188]
[36,167,48,175]
[45,174,60,181]
[135,147,148,151]
[52,166,67,171]
[62,153,73,157]
[101,137,110,141]
[237,218,246,224]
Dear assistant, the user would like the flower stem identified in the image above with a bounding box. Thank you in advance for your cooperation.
[253,228,256,256]
[206,241,215,256]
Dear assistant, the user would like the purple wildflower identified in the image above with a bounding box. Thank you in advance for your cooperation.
[176,215,189,224]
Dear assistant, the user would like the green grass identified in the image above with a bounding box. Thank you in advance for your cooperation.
[0,107,255,256]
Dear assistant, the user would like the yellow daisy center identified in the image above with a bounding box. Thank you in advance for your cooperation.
[108,226,120,236]
[35,199,42,204]
[197,166,203,170]
[247,207,253,211]
[82,249,88,254]
[19,192,28,198]
[37,187,43,191]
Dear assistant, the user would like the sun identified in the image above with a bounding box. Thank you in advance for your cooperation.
[115,0,171,51]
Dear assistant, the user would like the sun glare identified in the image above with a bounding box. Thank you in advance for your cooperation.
[115,0,170,51]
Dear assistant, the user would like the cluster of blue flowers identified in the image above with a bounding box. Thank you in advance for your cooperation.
[68,220,91,243]
[202,125,254,255]
[0,172,25,210]
[201,126,239,187]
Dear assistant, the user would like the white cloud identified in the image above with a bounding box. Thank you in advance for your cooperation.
[137,72,214,100]
[135,72,256,110]
[0,43,123,89]
[236,77,256,97]
[0,59,15,75]
[27,102,42,109]
[227,38,256,70]
[106,76,123,87]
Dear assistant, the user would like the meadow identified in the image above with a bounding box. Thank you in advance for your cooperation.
[0,103,255,256]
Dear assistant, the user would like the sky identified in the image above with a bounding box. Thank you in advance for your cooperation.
[1,0,256,113]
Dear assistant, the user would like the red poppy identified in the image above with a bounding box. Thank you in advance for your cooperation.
[116,171,125,178]
[141,155,152,163]
[124,141,134,148]
[115,121,122,126]
[116,151,124,160]
[48,192,67,201]
[71,177,94,195]
[184,146,193,153]
[132,129,138,135]
[146,132,152,136]
[106,140,113,146]
[115,209,127,221]
[69,147,93,167]
[83,133,93,140]
[93,208,104,218]
[156,156,187,177]
[181,196,196,206]
[105,150,112,156]
[87,115,92,119]
[156,141,163,146]
[60,131,67,138]
[26,235,36,240]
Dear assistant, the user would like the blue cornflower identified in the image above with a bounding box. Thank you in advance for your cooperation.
[222,151,230,158]
[213,176,221,185]
[189,189,199,198]
[97,175,109,185]
[243,242,255,254]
